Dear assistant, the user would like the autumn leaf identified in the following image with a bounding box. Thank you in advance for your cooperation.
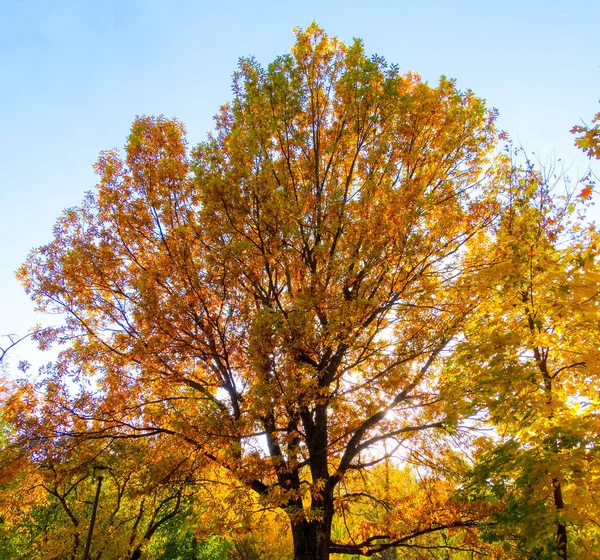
[580,185,593,200]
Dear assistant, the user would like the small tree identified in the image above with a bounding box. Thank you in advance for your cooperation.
[20,25,506,559]
[0,382,204,560]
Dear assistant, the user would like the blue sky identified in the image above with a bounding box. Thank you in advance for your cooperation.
[1,0,599,371]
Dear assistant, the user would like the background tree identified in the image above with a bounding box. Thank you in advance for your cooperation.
[330,460,504,558]
[0,371,217,560]
[20,24,507,559]
[445,154,600,558]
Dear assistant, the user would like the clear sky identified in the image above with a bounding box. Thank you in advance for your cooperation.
[1,0,599,372]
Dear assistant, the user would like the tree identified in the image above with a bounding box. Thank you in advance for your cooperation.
[0,379,205,560]
[446,155,600,558]
[20,24,506,559]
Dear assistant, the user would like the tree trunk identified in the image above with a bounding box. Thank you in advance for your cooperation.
[553,479,568,560]
[291,517,332,560]
[288,484,335,560]
[525,299,569,560]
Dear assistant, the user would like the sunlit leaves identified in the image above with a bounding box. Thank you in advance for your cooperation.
[572,110,600,160]
[18,24,514,558]
[447,155,600,557]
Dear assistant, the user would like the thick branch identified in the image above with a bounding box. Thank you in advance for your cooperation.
[330,521,479,555]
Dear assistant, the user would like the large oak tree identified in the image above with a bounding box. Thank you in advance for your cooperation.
[20,25,508,559]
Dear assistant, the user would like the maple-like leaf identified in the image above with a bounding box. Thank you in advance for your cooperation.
[573,109,600,160]
[580,184,593,199]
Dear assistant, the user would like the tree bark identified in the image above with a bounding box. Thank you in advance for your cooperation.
[553,479,567,560]
[525,293,569,559]
[291,515,333,560]
[288,479,335,560]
